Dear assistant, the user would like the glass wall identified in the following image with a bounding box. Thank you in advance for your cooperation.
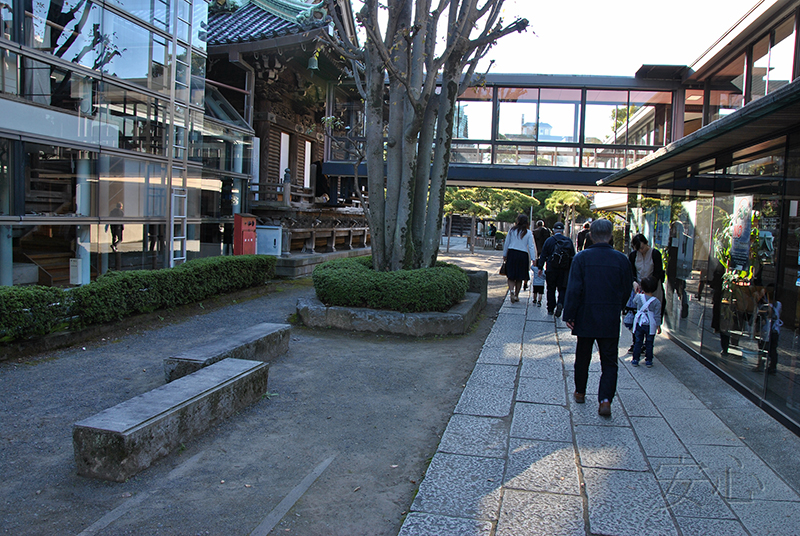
[446,84,672,169]
[628,135,800,429]
[453,86,493,140]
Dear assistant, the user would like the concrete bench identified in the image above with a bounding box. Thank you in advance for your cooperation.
[163,322,289,382]
[73,358,269,482]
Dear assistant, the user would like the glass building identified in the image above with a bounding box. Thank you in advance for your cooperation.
[0,0,253,286]
[599,0,800,434]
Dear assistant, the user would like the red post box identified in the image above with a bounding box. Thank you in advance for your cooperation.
[234,213,257,255]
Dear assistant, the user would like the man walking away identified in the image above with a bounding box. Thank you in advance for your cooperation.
[537,221,575,317]
[532,220,551,254]
[563,219,633,417]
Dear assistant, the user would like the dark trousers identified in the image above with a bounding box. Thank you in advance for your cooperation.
[574,336,619,403]
[545,270,566,312]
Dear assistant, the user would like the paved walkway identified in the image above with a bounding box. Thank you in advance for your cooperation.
[399,291,800,536]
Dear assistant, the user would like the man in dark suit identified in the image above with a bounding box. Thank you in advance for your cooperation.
[563,219,633,417]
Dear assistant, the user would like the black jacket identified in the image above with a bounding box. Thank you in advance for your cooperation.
[564,243,634,338]
[537,232,575,271]
[628,248,665,284]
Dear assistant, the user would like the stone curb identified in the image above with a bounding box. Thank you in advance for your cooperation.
[296,292,484,336]
[296,270,488,336]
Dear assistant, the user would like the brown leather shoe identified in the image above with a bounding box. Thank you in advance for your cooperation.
[598,400,611,417]
[573,391,585,404]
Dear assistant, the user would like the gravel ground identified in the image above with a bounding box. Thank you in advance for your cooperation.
[0,248,505,536]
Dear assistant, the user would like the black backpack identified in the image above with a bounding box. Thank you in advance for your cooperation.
[550,236,573,271]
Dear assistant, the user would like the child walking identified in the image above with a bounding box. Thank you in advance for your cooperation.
[631,276,662,367]
[531,265,546,306]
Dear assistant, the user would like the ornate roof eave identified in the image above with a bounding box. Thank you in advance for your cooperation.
[250,0,327,24]
[208,26,328,58]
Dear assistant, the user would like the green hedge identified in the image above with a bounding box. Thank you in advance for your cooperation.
[0,255,277,342]
[312,256,469,313]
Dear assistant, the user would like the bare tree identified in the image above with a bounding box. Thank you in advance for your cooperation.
[324,0,528,271]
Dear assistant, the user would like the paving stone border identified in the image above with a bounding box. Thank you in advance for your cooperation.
[297,270,488,336]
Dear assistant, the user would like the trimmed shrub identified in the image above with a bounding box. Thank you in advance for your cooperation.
[0,255,277,340]
[0,286,69,342]
[312,256,469,313]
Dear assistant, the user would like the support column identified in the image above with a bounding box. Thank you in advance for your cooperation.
[75,156,92,285]
[0,225,11,286]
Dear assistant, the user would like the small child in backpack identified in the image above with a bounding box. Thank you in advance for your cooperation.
[631,276,662,368]
[531,266,546,307]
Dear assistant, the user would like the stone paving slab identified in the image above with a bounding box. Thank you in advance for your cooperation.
[674,517,749,536]
[466,363,518,388]
[510,403,572,442]
[574,424,649,471]
[616,387,661,417]
[518,355,563,378]
[437,415,508,458]
[661,478,736,519]
[728,498,800,536]
[686,444,800,501]
[582,468,677,536]
[455,384,515,417]
[398,513,493,536]
[495,489,585,536]
[477,344,522,366]
[662,408,743,445]
[629,416,689,458]
[516,377,567,406]
[410,453,504,520]
[503,438,580,495]
[569,397,631,427]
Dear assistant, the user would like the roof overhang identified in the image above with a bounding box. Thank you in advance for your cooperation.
[597,78,800,188]
[208,26,328,57]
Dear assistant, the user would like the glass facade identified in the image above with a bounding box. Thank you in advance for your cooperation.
[443,84,673,169]
[627,134,800,431]
[0,0,253,286]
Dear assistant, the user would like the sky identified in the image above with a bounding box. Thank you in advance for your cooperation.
[481,0,760,76]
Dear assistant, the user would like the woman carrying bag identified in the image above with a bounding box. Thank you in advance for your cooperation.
[503,214,537,303]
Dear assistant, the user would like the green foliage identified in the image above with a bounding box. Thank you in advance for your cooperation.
[0,255,277,342]
[496,210,517,223]
[0,286,69,342]
[494,231,507,241]
[312,256,469,313]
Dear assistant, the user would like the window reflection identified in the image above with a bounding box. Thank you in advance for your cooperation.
[98,155,167,218]
[101,10,170,95]
[539,88,580,143]
[584,89,628,144]
[105,0,172,33]
[24,0,102,68]
[98,82,168,155]
[497,88,538,142]
[451,143,492,164]
[454,86,493,140]
[24,142,96,216]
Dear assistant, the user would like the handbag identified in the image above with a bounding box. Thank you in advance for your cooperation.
[623,289,637,331]
[499,261,507,276]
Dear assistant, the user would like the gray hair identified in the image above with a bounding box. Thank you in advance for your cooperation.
[590,218,613,243]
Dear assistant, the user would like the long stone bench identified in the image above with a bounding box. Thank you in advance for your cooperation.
[163,322,290,382]
[73,358,269,482]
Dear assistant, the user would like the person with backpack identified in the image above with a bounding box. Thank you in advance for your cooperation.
[630,276,662,368]
[537,221,575,317]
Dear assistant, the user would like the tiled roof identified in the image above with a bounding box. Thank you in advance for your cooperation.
[207,3,325,46]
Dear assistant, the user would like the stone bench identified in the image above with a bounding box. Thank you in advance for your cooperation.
[163,322,289,382]
[73,358,269,482]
